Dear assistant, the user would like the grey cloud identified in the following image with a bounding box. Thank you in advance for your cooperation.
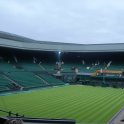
[0,0,124,44]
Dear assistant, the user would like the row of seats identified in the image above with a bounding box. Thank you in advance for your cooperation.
[1,60,124,73]
[0,74,11,92]
[0,71,65,92]
[6,72,46,89]
[36,73,64,86]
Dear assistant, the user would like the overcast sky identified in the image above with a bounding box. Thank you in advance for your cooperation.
[0,0,124,44]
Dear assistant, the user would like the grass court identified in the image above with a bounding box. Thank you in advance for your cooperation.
[0,85,124,124]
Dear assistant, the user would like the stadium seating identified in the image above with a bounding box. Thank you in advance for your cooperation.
[1,56,124,93]
[41,63,55,71]
[0,74,11,92]
[107,65,124,70]
[36,73,64,86]
[62,63,105,73]
[0,58,67,92]
[21,62,43,71]
[6,72,47,89]
[0,62,18,71]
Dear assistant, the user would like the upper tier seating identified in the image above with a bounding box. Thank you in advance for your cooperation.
[0,61,18,71]
[21,62,43,71]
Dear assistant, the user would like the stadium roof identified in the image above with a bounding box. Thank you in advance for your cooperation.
[0,31,124,52]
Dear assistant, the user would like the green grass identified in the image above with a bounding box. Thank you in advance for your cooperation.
[0,85,124,124]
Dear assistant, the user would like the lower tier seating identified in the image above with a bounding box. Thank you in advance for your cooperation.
[36,73,64,86]
[0,74,11,92]
[6,72,47,89]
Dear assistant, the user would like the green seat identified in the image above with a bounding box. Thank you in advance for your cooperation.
[7,72,46,89]
[37,73,64,86]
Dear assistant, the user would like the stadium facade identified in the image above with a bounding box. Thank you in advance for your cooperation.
[0,31,124,89]
[1,31,124,52]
